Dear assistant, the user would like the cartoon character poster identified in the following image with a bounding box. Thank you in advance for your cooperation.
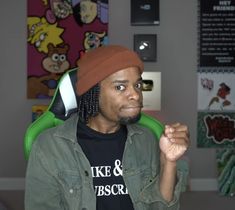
[27,0,109,99]
[197,70,235,148]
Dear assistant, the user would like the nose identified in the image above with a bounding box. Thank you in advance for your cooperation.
[128,86,141,101]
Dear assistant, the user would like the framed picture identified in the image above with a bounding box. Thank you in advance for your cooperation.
[131,0,159,25]
[134,34,157,62]
[142,72,161,111]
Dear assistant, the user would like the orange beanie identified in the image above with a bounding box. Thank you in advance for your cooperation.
[76,45,144,96]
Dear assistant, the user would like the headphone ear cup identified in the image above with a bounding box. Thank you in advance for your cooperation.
[49,69,78,120]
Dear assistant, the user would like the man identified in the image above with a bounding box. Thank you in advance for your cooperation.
[25,45,189,210]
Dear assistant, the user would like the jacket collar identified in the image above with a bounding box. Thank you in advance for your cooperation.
[53,114,78,143]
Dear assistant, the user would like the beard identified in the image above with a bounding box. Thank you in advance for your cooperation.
[119,113,141,125]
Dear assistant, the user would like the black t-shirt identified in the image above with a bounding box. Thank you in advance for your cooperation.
[77,120,134,210]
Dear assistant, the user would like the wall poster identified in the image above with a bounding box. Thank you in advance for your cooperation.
[198,0,235,197]
[199,0,235,67]
[197,70,235,148]
[27,0,108,99]
[198,0,235,148]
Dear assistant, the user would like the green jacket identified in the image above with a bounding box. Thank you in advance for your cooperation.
[25,115,183,210]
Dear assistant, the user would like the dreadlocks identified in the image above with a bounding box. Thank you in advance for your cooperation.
[77,84,100,122]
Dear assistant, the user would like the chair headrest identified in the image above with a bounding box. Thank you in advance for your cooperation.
[49,68,78,120]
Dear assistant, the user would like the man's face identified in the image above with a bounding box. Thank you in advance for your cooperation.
[98,67,143,124]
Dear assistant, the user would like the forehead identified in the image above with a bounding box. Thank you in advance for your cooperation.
[102,67,142,83]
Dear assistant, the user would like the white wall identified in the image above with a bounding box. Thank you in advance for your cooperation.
[0,0,218,188]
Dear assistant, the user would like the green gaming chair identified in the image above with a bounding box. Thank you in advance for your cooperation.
[24,68,164,160]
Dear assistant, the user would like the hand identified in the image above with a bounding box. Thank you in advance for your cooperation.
[159,123,190,162]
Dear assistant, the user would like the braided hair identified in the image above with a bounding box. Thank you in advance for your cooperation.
[77,84,100,122]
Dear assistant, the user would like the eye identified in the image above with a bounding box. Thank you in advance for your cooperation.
[136,82,143,90]
[59,54,66,61]
[89,43,95,48]
[40,33,46,41]
[115,84,126,91]
[35,40,41,48]
[52,53,59,61]
[88,34,95,40]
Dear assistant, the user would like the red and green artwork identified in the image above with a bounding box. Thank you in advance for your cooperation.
[197,112,235,148]
[197,71,235,148]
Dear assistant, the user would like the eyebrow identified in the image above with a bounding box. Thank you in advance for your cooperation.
[112,77,143,84]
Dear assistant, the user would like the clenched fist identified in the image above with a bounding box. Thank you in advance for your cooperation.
[159,123,190,162]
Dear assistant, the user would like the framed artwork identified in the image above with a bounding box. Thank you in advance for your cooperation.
[197,111,235,148]
[27,0,108,99]
[131,0,159,25]
[142,72,161,111]
[197,70,235,148]
[197,71,235,111]
[134,34,157,62]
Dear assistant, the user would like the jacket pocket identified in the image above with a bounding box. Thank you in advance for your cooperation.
[125,166,152,203]
[58,169,82,198]
[139,175,163,204]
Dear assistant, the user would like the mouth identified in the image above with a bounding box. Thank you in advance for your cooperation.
[121,105,143,113]
[123,106,142,109]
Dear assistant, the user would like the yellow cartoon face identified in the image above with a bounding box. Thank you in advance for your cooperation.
[27,17,64,53]
[80,0,97,23]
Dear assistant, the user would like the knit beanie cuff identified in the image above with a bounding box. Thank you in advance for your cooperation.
[76,45,144,96]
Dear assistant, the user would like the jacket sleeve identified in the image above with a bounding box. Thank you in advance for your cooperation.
[25,139,64,210]
[140,130,184,210]
[140,169,183,210]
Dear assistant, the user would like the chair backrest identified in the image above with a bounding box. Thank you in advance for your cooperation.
[24,68,164,159]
